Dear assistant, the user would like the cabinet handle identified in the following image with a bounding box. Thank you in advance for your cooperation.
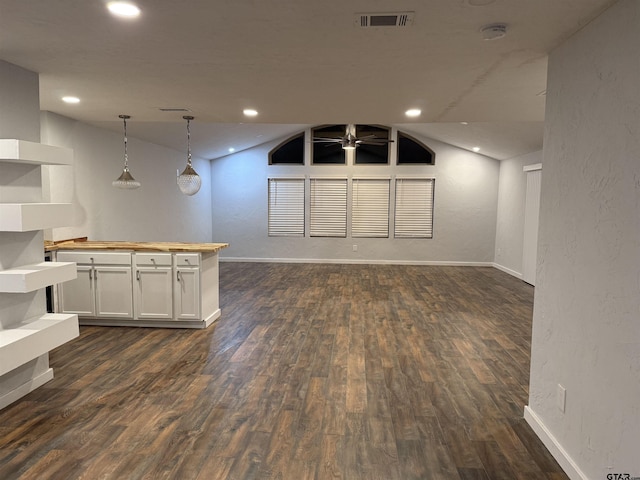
[136,271,140,281]
[94,269,97,279]
[177,271,181,282]
[89,269,92,280]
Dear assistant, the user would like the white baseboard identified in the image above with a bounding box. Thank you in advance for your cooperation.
[0,368,54,410]
[220,257,494,267]
[492,262,524,280]
[524,406,589,480]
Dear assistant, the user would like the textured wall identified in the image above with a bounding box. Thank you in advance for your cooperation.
[40,112,212,243]
[528,0,640,478]
[210,132,499,263]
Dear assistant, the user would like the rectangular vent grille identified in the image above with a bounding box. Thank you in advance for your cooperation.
[356,12,414,27]
[158,107,191,112]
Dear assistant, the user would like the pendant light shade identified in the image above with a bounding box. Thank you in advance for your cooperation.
[177,115,201,196]
[112,114,141,189]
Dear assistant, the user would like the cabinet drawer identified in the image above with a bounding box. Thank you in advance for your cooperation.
[174,253,200,267]
[134,253,172,266]
[57,251,132,265]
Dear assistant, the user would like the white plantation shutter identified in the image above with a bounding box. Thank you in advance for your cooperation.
[352,178,390,238]
[310,178,347,237]
[394,178,434,238]
[268,178,305,236]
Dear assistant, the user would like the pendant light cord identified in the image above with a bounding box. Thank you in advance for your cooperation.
[186,116,193,167]
[119,114,131,169]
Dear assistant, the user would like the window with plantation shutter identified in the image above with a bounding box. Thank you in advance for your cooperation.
[268,178,305,236]
[394,178,434,238]
[352,178,390,238]
[310,178,347,237]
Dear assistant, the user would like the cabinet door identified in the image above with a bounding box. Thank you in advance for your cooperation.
[95,266,133,318]
[134,267,173,319]
[174,268,200,320]
[58,265,95,317]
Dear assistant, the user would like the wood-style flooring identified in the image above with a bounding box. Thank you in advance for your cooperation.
[0,263,567,480]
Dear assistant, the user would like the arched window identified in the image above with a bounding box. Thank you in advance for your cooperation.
[396,131,435,165]
[269,133,304,165]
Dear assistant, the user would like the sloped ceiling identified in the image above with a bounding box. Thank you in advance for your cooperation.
[0,0,616,160]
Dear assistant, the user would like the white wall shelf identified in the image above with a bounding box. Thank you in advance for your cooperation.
[0,262,77,293]
[0,203,73,232]
[0,139,73,166]
[0,314,79,377]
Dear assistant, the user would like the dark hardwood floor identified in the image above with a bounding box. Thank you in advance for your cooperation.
[0,263,567,480]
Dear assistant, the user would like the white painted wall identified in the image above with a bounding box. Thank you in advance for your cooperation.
[494,150,542,278]
[211,132,499,263]
[0,61,40,143]
[40,112,212,243]
[526,1,640,478]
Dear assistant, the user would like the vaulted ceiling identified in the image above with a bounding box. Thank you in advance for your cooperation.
[0,0,617,160]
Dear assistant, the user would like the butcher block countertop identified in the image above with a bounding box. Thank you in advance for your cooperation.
[45,239,229,253]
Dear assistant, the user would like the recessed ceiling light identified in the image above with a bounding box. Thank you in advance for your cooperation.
[228,148,235,153]
[62,96,80,104]
[405,108,421,117]
[243,109,258,117]
[472,147,481,152]
[107,1,141,18]
[460,121,469,125]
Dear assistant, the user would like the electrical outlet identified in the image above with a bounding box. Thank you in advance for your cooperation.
[352,245,358,252]
[557,384,566,413]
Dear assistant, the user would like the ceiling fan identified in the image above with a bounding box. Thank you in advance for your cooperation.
[312,124,394,150]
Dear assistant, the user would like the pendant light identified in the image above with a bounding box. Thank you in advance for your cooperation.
[177,115,202,196]
[112,114,141,189]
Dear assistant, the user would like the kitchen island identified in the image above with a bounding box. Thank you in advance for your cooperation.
[47,240,228,329]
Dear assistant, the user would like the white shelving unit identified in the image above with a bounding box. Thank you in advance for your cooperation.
[0,139,72,166]
[0,262,77,293]
[0,138,78,410]
[0,314,78,377]
[0,203,73,231]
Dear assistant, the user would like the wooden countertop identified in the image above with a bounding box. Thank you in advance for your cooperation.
[45,240,229,253]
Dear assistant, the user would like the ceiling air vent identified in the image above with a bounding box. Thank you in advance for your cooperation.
[158,107,191,112]
[355,12,415,28]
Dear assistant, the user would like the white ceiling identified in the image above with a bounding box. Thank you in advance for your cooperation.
[0,0,616,160]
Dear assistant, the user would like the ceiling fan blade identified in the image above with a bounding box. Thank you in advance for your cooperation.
[357,139,395,145]
[312,138,342,143]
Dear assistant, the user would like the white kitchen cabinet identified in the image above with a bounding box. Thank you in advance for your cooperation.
[53,248,222,329]
[175,266,200,320]
[58,265,94,316]
[134,253,173,320]
[57,252,133,319]
[95,266,133,318]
